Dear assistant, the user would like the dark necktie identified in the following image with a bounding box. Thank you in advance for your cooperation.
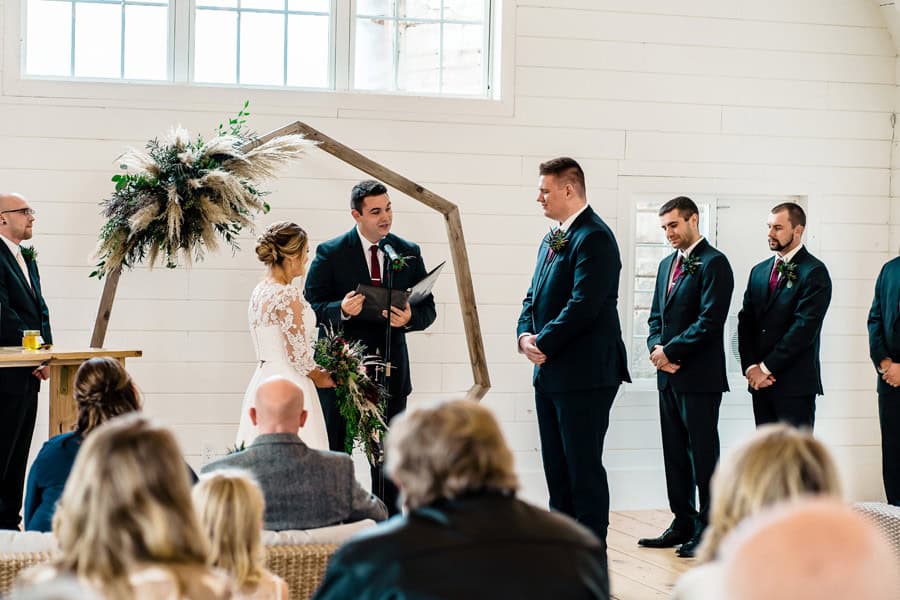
[369,244,381,287]
[768,258,781,295]
[667,254,683,296]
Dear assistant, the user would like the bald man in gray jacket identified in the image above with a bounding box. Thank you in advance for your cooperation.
[202,377,387,530]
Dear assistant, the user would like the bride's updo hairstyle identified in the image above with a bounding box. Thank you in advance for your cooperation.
[255,221,308,267]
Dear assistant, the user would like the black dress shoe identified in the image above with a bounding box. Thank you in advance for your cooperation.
[637,526,693,548]
[676,534,702,558]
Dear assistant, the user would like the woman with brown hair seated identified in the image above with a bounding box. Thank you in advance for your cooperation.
[24,357,142,531]
[18,414,234,599]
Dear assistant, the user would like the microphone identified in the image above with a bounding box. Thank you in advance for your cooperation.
[379,239,403,266]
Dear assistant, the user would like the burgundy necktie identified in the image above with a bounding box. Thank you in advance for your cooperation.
[768,258,781,294]
[667,254,683,296]
[369,244,381,287]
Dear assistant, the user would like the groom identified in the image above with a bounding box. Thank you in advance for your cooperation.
[305,180,436,514]
[517,157,630,542]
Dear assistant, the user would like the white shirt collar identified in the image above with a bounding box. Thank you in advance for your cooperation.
[680,237,704,259]
[777,243,803,263]
[0,233,20,257]
[558,203,589,232]
[356,226,382,252]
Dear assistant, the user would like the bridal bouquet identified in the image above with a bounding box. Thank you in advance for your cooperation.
[314,326,388,464]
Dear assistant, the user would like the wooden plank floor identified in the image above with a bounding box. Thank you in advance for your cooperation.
[608,510,695,600]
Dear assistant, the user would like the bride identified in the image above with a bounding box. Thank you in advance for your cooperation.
[236,221,334,449]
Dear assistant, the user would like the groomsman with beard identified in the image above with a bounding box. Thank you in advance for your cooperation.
[638,196,733,558]
[737,203,831,429]
[305,180,436,514]
[867,257,900,506]
[517,157,630,543]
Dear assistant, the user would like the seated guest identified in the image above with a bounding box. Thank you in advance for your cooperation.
[722,499,900,600]
[17,414,233,599]
[202,376,386,530]
[671,424,842,600]
[24,357,141,532]
[313,400,610,600]
[193,470,289,600]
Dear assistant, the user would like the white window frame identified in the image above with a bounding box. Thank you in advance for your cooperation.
[3,0,514,117]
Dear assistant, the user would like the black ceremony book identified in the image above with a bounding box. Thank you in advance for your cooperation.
[354,261,445,323]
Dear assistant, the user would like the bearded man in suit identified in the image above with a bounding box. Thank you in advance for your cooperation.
[738,203,831,429]
[304,180,436,514]
[516,157,630,542]
[0,192,52,529]
[638,196,733,558]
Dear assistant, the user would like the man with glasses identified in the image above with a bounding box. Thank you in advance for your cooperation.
[0,193,52,529]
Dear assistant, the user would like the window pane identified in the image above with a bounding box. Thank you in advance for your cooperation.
[400,0,439,19]
[286,14,329,87]
[74,3,122,78]
[397,21,439,92]
[357,0,392,16]
[354,17,393,90]
[124,5,168,80]
[242,0,283,11]
[197,0,237,8]
[441,22,481,94]
[25,0,72,76]
[443,0,484,20]
[239,12,285,85]
[287,0,329,12]
[194,9,237,83]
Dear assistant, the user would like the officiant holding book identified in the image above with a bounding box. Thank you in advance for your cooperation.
[305,180,437,513]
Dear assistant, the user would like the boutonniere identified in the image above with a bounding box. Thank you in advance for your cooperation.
[20,245,37,263]
[390,255,409,272]
[776,260,798,288]
[681,254,701,276]
[547,227,569,254]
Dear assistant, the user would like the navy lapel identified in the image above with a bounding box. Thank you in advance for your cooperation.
[660,252,676,309]
[533,237,554,298]
[345,229,372,285]
[0,242,36,302]
[759,256,778,313]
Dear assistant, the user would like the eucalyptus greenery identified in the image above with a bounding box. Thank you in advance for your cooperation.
[91,101,313,278]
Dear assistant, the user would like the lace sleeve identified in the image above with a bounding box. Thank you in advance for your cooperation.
[274,285,318,375]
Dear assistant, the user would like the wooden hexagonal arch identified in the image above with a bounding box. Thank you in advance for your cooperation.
[90,121,490,401]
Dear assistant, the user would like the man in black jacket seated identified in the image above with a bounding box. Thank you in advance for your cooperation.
[313,400,610,600]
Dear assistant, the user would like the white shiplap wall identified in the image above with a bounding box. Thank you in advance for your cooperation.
[1,0,896,509]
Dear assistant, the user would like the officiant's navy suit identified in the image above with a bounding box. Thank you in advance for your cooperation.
[738,246,831,428]
[866,257,900,505]
[647,238,732,534]
[0,240,51,529]
[517,205,630,541]
[305,229,436,509]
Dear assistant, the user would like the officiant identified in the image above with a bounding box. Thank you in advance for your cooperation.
[305,180,437,513]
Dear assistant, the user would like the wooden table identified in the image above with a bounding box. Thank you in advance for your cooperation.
[0,347,142,436]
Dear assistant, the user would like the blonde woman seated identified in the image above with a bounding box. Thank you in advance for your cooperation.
[671,424,842,600]
[194,470,289,600]
[18,414,234,600]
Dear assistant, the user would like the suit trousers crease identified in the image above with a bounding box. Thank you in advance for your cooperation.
[752,392,816,429]
[879,393,900,506]
[534,385,617,541]
[0,369,39,529]
[658,386,721,528]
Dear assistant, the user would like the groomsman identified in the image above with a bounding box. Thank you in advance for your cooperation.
[638,196,733,558]
[737,203,831,428]
[867,257,900,506]
[517,157,630,542]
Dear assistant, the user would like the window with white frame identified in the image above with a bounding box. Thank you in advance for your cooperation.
[23,0,495,97]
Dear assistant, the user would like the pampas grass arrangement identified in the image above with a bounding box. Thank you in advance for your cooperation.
[91,102,313,278]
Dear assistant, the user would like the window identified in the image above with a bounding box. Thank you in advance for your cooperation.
[22,0,495,97]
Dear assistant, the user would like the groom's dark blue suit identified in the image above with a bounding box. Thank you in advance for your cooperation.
[517,205,630,541]
[0,240,51,529]
[647,239,732,533]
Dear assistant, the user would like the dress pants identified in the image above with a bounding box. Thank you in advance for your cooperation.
[534,384,616,541]
[879,393,900,506]
[659,386,721,530]
[320,387,406,516]
[0,368,39,529]
[752,392,816,429]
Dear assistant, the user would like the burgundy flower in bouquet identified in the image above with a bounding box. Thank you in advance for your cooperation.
[314,326,388,464]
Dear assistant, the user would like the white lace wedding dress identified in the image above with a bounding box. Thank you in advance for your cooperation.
[236,278,329,450]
